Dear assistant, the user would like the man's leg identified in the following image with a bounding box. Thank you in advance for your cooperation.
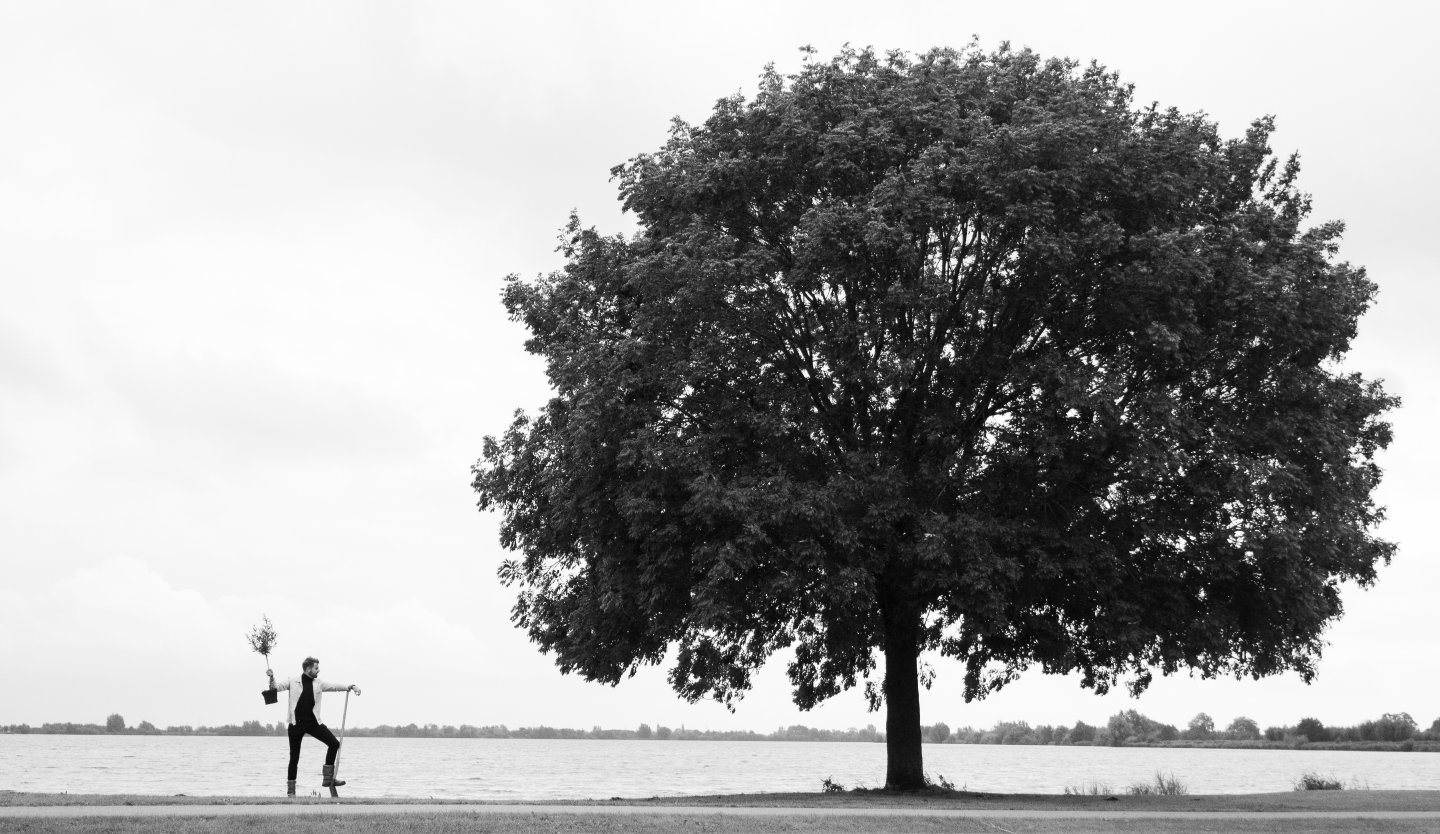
[308,724,345,787]
[313,724,341,767]
[285,724,304,795]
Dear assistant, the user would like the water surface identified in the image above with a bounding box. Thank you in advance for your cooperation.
[1,735,1434,799]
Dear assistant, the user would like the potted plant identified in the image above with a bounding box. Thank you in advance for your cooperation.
[247,616,279,704]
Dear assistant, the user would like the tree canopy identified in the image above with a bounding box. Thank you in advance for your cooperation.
[473,43,1395,789]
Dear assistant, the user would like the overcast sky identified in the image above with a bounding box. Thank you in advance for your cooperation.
[3,1,1436,742]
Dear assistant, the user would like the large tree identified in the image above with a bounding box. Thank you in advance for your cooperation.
[473,44,1395,789]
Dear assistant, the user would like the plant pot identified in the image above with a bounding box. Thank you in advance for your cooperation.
[261,688,278,705]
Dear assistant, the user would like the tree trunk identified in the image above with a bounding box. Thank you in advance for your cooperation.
[882,599,925,790]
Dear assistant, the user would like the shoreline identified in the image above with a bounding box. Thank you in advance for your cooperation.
[7,788,1440,812]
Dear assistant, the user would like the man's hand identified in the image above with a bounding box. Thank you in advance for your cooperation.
[349,685,362,696]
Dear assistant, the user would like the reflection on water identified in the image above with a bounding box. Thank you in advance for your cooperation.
[1,735,1437,799]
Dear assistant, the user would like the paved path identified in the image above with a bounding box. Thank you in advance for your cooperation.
[4,803,1440,820]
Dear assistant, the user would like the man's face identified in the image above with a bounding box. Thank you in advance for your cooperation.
[304,663,319,679]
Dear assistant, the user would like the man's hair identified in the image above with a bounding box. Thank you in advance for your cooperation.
[302,656,320,671]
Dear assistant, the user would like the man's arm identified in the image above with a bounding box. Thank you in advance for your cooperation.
[268,672,291,691]
[320,680,359,694]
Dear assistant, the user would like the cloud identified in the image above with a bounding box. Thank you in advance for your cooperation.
[0,557,522,727]
[0,557,238,726]
[103,348,423,467]
[0,319,69,399]
[1,557,221,656]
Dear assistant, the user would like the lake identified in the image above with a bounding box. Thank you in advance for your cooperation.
[1,735,1437,799]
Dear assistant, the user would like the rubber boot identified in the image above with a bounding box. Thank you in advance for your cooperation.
[286,780,296,797]
[322,764,346,788]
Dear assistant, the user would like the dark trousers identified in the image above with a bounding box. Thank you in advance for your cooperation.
[287,722,340,780]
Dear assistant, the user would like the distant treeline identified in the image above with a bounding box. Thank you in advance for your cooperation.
[6,710,1439,751]
[0,716,882,742]
[931,709,1440,751]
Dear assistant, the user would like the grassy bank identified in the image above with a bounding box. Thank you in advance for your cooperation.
[4,812,1439,834]
[7,792,1440,834]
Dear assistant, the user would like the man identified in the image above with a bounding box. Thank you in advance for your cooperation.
[268,657,360,797]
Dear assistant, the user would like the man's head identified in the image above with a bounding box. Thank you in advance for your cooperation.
[302,657,320,677]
